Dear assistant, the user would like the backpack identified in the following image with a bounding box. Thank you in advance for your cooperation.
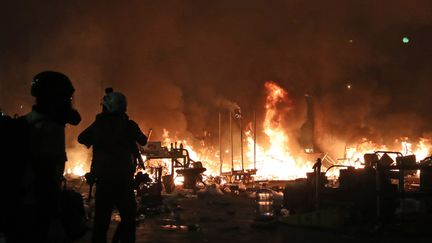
[0,115,32,197]
[0,114,88,240]
[0,115,32,233]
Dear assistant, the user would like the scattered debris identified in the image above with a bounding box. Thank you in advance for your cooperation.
[197,184,224,197]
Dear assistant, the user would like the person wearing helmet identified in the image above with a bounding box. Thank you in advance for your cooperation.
[4,71,82,242]
[78,88,147,243]
[30,71,81,125]
[27,71,81,192]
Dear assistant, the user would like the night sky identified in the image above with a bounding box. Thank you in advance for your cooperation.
[1,0,432,159]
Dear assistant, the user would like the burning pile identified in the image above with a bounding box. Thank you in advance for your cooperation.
[65,80,432,182]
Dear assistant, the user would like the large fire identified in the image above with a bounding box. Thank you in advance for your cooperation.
[65,80,432,182]
[244,81,313,180]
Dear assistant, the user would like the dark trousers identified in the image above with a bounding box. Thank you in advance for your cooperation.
[92,182,136,243]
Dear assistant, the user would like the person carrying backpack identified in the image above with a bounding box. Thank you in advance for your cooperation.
[1,71,81,242]
[78,89,147,243]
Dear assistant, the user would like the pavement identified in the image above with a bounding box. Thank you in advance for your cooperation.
[75,191,432,243]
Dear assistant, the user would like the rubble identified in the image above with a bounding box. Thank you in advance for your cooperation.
[197,184,224,197]
[67,149,432,242]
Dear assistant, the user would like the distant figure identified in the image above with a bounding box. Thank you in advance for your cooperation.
[1,71,81,242]
[78,89,147,243]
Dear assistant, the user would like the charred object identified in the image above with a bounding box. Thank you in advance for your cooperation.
[141,141,207,192]
[281,152,432,231]
[135,169,164,213]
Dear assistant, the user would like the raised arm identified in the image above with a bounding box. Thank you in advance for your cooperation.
[129,120,147,146]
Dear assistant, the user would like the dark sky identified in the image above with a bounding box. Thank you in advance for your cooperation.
[1,0,432,158]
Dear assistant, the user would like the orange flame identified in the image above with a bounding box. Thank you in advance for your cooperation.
[67,81,432,182]
[245,81,312,180]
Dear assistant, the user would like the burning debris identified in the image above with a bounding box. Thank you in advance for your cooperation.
[38,77,432,241]
[3,1,432,241]
[64,80,432,189]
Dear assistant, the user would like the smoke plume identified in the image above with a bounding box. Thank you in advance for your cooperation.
[1,0,432,165]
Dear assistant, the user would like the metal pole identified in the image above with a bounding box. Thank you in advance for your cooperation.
[254,111,257,170]
[219,112,222,175]
[314,158,322,211]
[0,78,3,110]
[376,161,381,218]
[230,111,234,171]
[240,113,244,171]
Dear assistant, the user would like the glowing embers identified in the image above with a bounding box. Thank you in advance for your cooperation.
[65,162,86,176]
[344,138,431,168]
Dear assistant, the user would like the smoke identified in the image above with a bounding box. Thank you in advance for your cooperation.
[1,0,432,164]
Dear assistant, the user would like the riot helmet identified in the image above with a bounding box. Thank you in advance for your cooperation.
[102,91,127,113]
[31,71,75,100]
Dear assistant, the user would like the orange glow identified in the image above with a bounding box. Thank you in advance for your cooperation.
[149,81,432,182]
[65,162,86,176]
[342,138,431,169]
[402,138,431,160]
[67,81,432,183]
[65,143,91,177]
[245,81,312,180]
[160,129,218,185]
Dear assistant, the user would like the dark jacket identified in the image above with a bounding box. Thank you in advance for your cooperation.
[78,112,147,183]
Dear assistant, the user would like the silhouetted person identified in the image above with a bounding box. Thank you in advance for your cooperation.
[2,71,81,242]
[78,90,147,243]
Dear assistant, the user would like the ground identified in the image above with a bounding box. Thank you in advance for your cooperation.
[75,190,432,243]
